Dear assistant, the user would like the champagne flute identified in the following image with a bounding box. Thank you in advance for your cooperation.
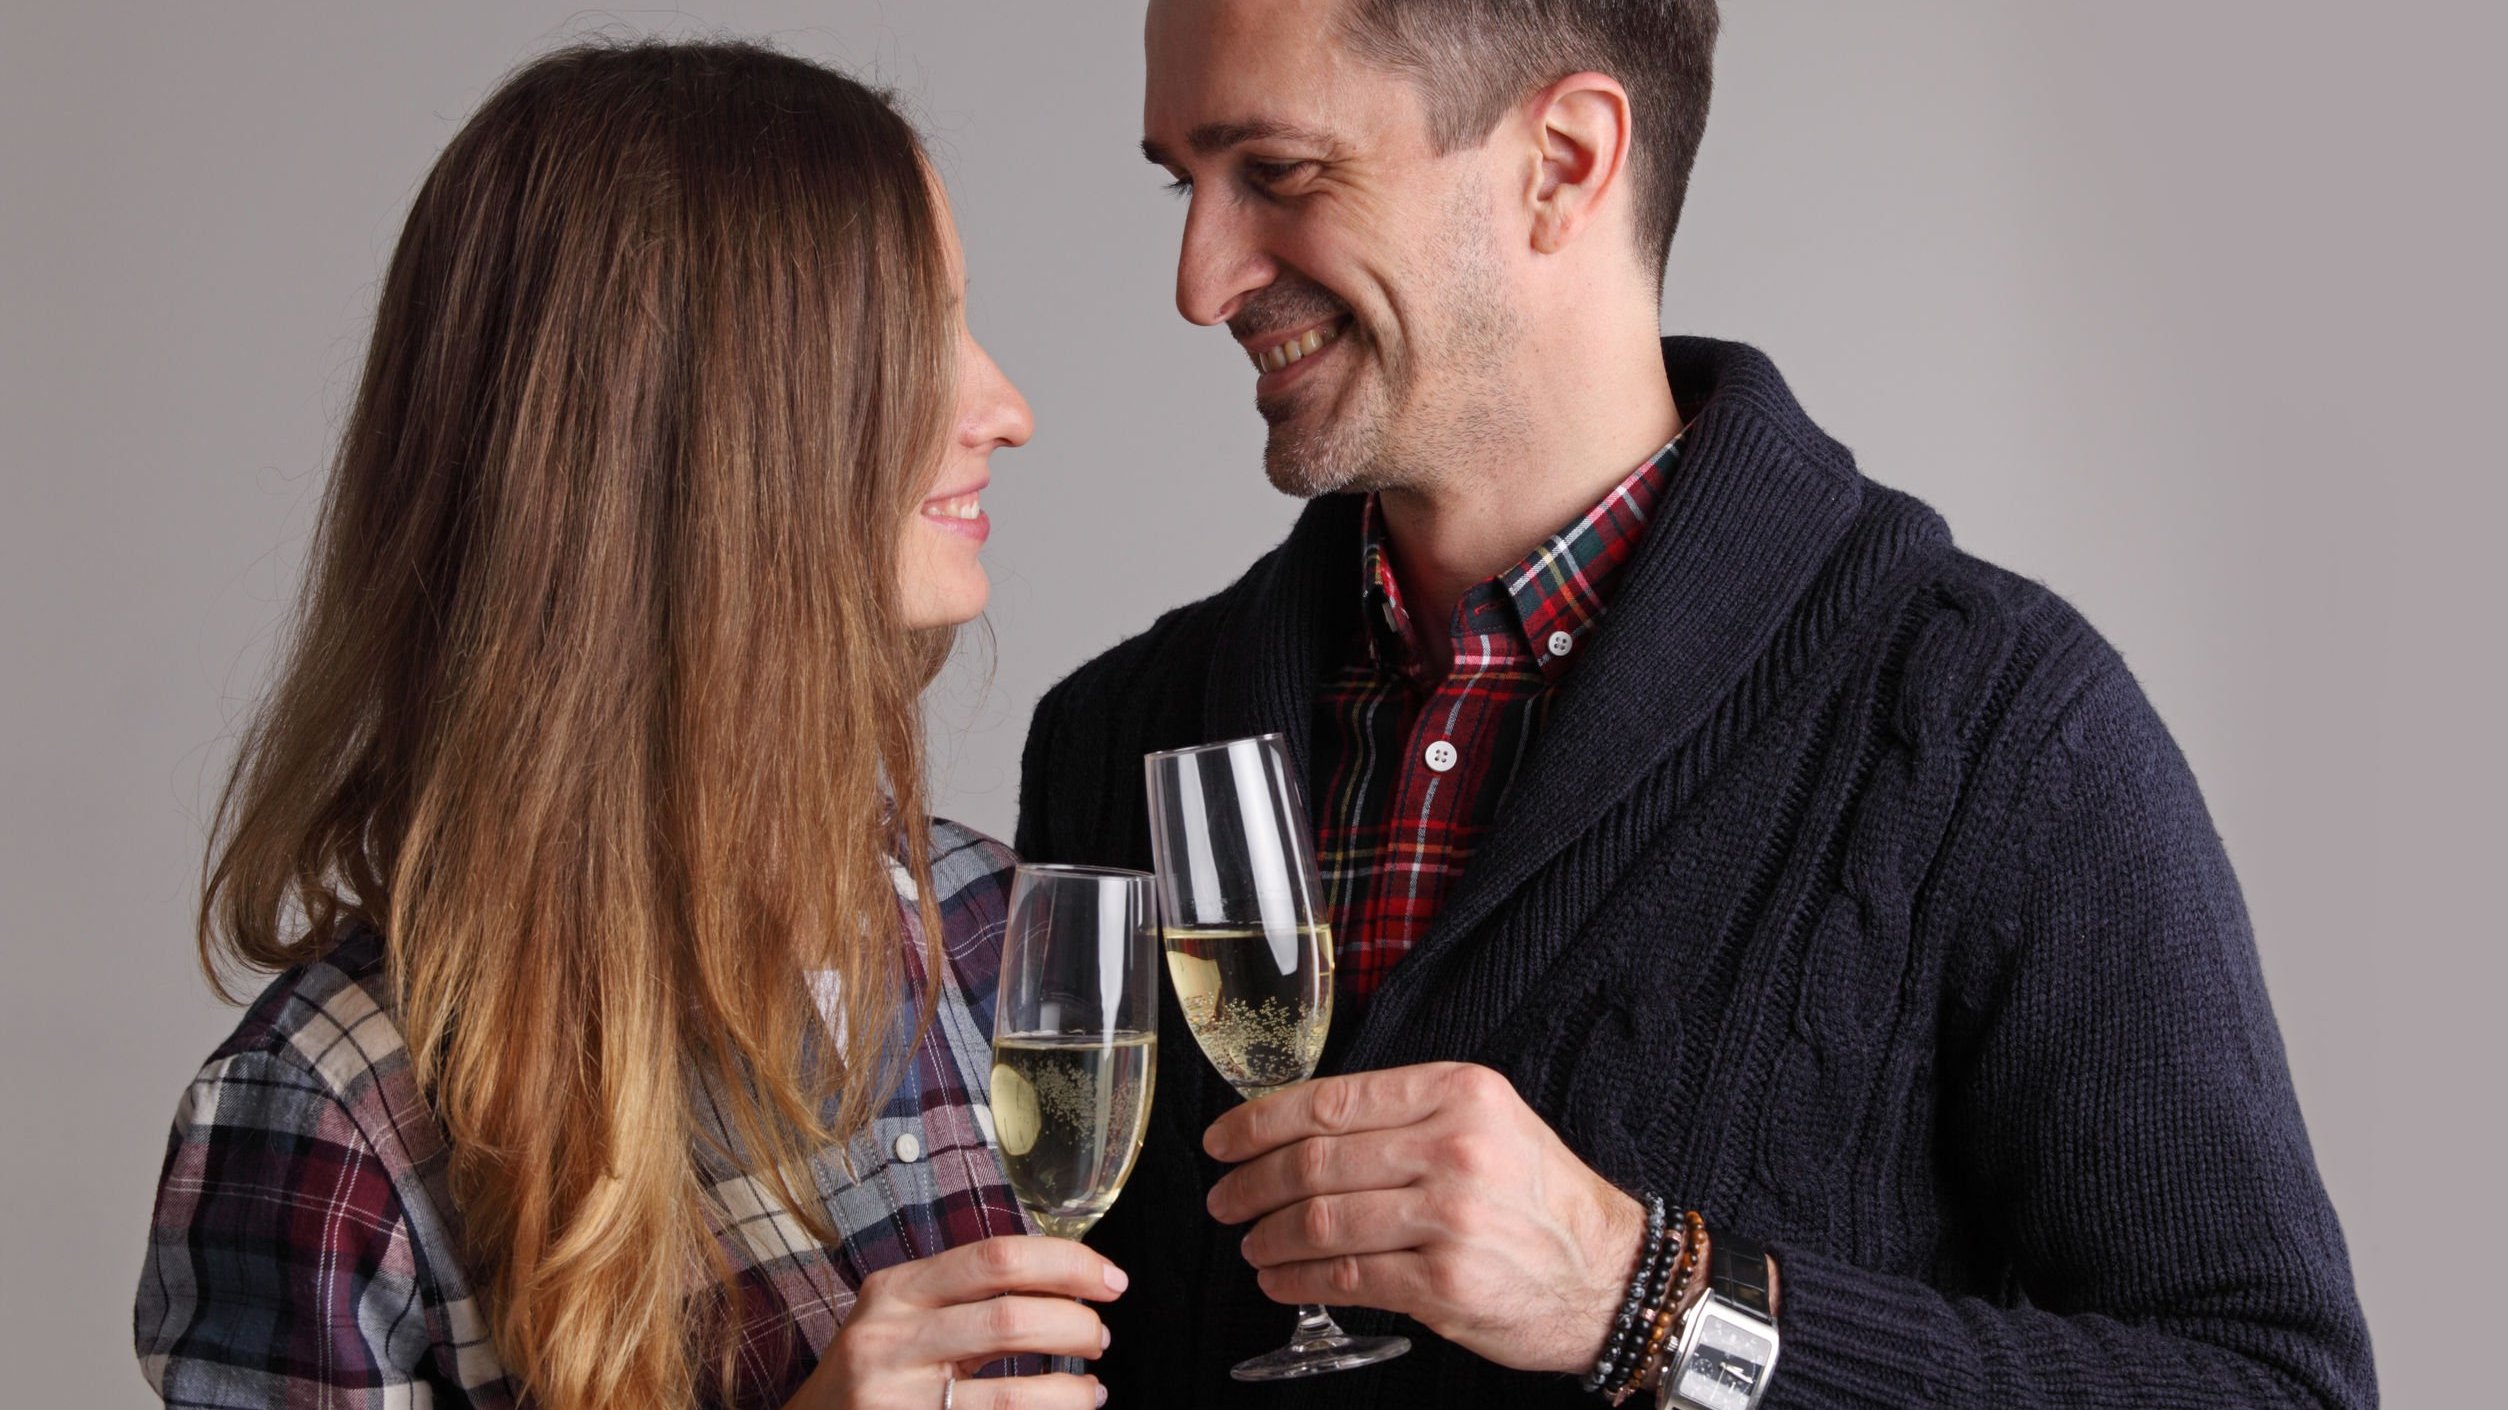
[988,863,1160,1379]
[1143,733,1411,1382]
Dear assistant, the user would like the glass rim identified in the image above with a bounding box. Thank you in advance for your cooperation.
[1012,862,1155,881]
[1143,731,1288,763]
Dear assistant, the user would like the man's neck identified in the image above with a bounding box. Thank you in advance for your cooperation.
[1376,325,1679,675]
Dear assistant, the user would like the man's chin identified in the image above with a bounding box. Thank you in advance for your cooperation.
[1263,423,1380,499]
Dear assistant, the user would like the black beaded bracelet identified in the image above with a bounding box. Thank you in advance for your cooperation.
[1583,1193,1670,1396]
[1582,1198,1661,1394]
[1604,1206,1686,1402]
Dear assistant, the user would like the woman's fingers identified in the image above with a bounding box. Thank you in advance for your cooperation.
[918,1295,1108,1366]
[949,1372,1105,1410]
[882,1234,1127,1308]
[826,1238,1123,1408]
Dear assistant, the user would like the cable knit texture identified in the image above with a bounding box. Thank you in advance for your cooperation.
[1016,338,2374,1410]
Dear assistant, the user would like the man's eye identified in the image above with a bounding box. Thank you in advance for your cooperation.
[1245,159,1318,189]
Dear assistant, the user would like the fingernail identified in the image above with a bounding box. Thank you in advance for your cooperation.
[1103,1263,1129,1294]
[1101,1324,1112,1353]
[1095,1381,1109,1407]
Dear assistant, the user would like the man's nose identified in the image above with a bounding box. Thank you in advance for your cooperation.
[1174,193,1271,327]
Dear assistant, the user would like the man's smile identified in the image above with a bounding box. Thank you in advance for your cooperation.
[1242,314,1351,374]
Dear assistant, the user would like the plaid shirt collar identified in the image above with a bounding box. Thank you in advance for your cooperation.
[1357,435,1685,685]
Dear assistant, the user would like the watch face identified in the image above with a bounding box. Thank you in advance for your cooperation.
[1674,1307,1774,1410]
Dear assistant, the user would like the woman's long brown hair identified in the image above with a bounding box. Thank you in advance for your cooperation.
[199,41,957,1409]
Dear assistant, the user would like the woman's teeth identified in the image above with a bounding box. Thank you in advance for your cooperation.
[924,493,982,520]
[1252,321,1343,374]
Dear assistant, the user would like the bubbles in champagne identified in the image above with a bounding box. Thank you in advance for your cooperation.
[1163,924,1333,1099]
[988,1032,1156,1239]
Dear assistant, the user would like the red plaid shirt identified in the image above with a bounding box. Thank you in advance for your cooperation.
[1313,439,1680,1004]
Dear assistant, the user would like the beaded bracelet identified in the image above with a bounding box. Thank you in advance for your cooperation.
[1595,1203,1684,1402]
[1606,1209,1701,1405]
[1583,1195,1670,1395]
[1581,1193,1671,1396]
[1628,1211,1712,1399]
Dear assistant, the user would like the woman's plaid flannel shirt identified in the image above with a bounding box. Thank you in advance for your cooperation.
[134,820,1032,1409]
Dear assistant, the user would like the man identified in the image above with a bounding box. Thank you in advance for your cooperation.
[1017,2,2376,1406]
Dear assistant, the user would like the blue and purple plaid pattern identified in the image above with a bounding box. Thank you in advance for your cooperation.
[135,819,1032,1409]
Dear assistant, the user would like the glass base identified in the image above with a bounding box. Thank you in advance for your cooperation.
[1229,1306,1410,1381]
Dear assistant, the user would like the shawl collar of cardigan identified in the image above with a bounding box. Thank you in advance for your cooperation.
[1201,337,1877,1067]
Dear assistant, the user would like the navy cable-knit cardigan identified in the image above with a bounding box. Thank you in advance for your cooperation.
[1015,338,2374,1409]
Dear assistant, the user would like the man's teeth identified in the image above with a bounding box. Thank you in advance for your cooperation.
[924,494,982,520]
[1252,322,1343,374]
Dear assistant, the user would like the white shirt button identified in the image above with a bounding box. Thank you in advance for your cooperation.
[1423,739,1459,773]
[892,1131,923,1164]
[1547,630,1575,658]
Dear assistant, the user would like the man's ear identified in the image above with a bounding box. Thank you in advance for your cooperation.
[1524,72,1633,256]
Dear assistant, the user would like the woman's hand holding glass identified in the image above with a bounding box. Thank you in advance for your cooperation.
[787,1234,1124,1410]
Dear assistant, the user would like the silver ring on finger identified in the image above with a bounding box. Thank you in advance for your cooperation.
[941,1372,956,1410]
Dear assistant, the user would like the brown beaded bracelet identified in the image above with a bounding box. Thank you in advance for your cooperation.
[1608,1210,1706,1407]
[1633,1213,1718,1395]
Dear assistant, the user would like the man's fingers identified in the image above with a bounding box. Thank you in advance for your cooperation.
[1252,1249,1439,1316]
[953,1372,1105,1410]
[1207,1129,1421,1224]
[1237,1189,1440,1267]
[881,1234,1128,1308]
[1204,1062,1471,1162]
[918,1295,1108,1365]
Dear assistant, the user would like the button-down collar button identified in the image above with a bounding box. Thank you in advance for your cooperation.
[1547,630,1575,658]
[1424,739,1459,773]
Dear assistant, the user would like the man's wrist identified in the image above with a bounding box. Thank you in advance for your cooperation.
[1569,1185,1655,1375]
[1580,1187,1688,1389]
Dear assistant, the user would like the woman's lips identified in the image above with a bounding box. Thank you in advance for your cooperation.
[920,489,989,543]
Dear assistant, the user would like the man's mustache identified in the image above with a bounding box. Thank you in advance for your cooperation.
[1227,281,1349,342]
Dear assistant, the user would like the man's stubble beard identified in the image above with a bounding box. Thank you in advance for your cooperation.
[1260,359,1395,498]
[1261,184,1524,501]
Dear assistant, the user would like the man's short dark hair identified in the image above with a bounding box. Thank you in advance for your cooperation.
[1337,0,1718,288]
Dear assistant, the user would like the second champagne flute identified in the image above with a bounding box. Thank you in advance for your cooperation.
[1144,733,1410,1381]
[989,864,1159,1379]
[989,864,1159,1243]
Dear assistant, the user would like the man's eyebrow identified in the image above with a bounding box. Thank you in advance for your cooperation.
[1141,119,1343,167]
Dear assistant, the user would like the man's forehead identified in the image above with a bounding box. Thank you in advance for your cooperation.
[1145,0,1343,65]
[1143,0,1374,153]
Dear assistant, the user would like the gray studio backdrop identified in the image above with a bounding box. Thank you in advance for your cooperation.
[5,2,2499,1405]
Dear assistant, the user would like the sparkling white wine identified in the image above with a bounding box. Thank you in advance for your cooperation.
[988,1031,1156,1239]
[1162,923,1333,1100]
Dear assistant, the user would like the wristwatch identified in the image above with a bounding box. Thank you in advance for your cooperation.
[1660,1232,1779,1410]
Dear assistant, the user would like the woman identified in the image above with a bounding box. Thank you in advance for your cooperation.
[133,41,1120,1410]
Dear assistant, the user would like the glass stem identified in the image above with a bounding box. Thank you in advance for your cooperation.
[1288,1304,1349,1348]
